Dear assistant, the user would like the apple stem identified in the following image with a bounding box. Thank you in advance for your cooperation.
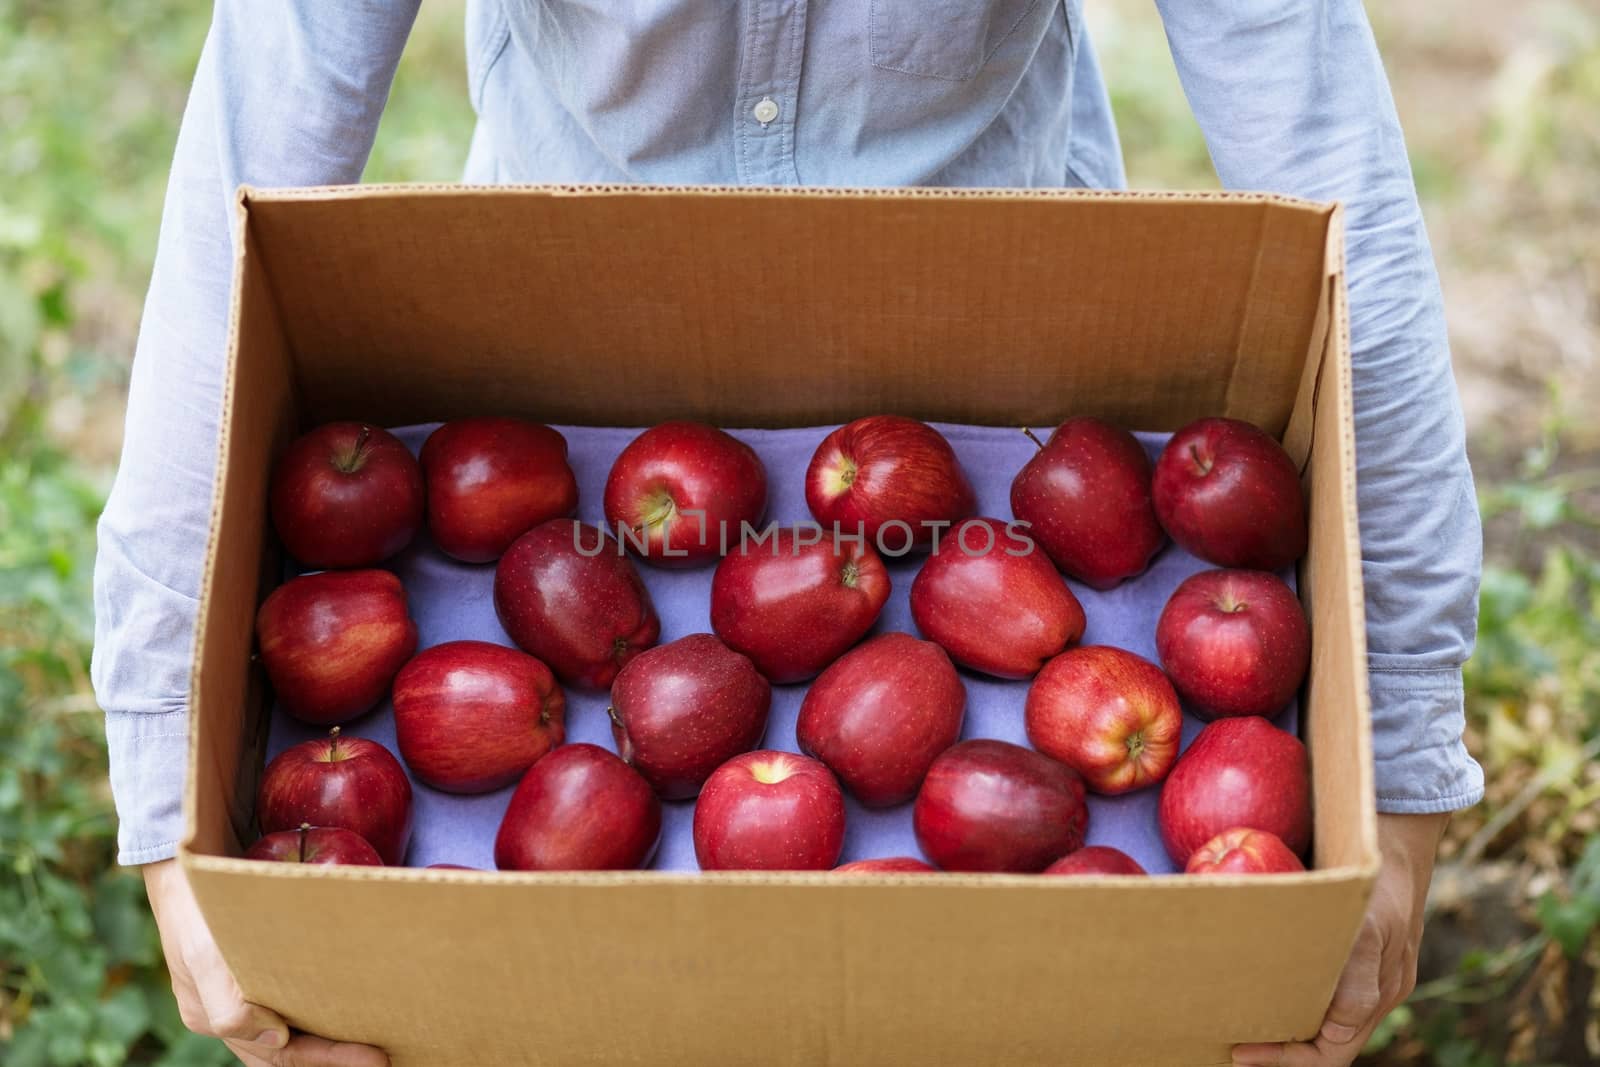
[328,725,341,759]
[335,426,373,473]
[606,705,621,728]
[297,823,311,863]
[639,494,677,531]
[1020,427,1045,451]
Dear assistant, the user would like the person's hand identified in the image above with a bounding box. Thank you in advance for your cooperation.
[143,858,389,1067]
[1232,811,1448,1067]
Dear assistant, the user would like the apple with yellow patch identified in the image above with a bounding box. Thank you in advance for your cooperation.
[1025,645,1183,795]
[693,750,846,871]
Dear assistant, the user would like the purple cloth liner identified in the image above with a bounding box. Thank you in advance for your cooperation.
[266,423,1298,875]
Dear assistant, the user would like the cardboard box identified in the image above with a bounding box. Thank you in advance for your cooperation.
[183,186,1377,1066]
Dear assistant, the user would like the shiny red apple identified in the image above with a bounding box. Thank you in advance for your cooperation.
[693,751,846,871]
[603,421,768,567]
[796,632,965,807]
[1025,646,1182,795]
[1010,418,1166,589]
[244,824,383,866]
[494,743,661,871]
[835,857,937,874]
[1152,417,1308,571]
[913,740,1089,873]
[805,416,976,551]
[608,633,772,799]
[257,728,413,865]
[1156,568,1310,719]
[256,569,417,726]
[269,421,424,569]
[420,417,578,563]
[1158,717,1311,866]
[392,640,566,794]
[494,519,661,688]
[710,529,891,683]
[1042,846,1148,877]
[909,518,1086,679]
[1185,827,1306,875]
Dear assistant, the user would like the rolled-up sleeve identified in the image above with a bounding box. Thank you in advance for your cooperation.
[1155,0,1484,813]
[93,1,420,865]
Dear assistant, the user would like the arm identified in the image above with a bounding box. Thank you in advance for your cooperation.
[1152,1,1481,1061]
[93,2,418,1059]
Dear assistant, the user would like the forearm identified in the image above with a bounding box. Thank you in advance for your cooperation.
[94,0,419,865]
[1156,0,1483,812]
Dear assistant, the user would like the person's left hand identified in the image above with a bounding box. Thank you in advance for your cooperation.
[1231,811,1449,1067]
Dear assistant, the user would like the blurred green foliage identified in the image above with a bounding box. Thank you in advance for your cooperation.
[0,1,470,1060]
[2,1,1597,1064]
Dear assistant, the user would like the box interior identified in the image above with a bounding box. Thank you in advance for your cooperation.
[184,187,1376,1067]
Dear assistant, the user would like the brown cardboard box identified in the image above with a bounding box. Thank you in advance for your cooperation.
[183,186,1376,1066]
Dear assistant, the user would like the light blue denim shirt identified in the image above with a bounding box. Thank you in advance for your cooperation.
[94,0,1484,864]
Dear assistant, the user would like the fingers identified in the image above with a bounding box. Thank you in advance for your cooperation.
[145,860,387,1065]
[227,1034,391,1067]
[1232,1022,1379,1067]
[1233,922,1383,1067]
[1316,920,1383,1045]
[191,944,291,1049]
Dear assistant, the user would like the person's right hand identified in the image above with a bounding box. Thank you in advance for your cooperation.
[143,858,389,1067]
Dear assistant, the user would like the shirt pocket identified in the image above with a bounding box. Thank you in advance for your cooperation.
[869,0,1042,82]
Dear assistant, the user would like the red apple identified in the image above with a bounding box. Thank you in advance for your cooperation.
[256,569,417,726]
[1010,418,1166,589]
[1185,827,1306,875]
[257,728,413,865]
[796,632,965,807]
[693,751,846,871]
[494,744,661,871]
[392,640,566,794]
[603,421,768,567]
[1156,568,1310,719]
[244,824,383,866]
[909,518,1086,679]
[1042,846,1147,877]
[1158,717,1311,866]
[1025,646,1182,795]
[420,417,578,563]
[269,422,424,569]
[913,740,1089,873]
[835,857,937,874]
[608,634,772,799]
[805,416,976,551]
[494,519,661,688]
[1152,417,1308,571]
[709,529,891,683]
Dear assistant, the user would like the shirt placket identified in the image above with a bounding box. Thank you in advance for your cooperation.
[734,0,807,186]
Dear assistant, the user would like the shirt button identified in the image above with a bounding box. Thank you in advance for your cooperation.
[752,97,780,125]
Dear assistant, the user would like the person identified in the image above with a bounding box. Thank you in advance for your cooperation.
[96,4,1483,1066]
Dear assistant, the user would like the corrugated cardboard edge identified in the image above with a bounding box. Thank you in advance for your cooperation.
[184,183,1377,886]
[1323,204,1379,875]
[179,190,254,862]
[239,181,1337,211]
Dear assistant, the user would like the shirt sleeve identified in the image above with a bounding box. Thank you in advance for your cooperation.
[1153,0,1484,813]
[92,1,420,866]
